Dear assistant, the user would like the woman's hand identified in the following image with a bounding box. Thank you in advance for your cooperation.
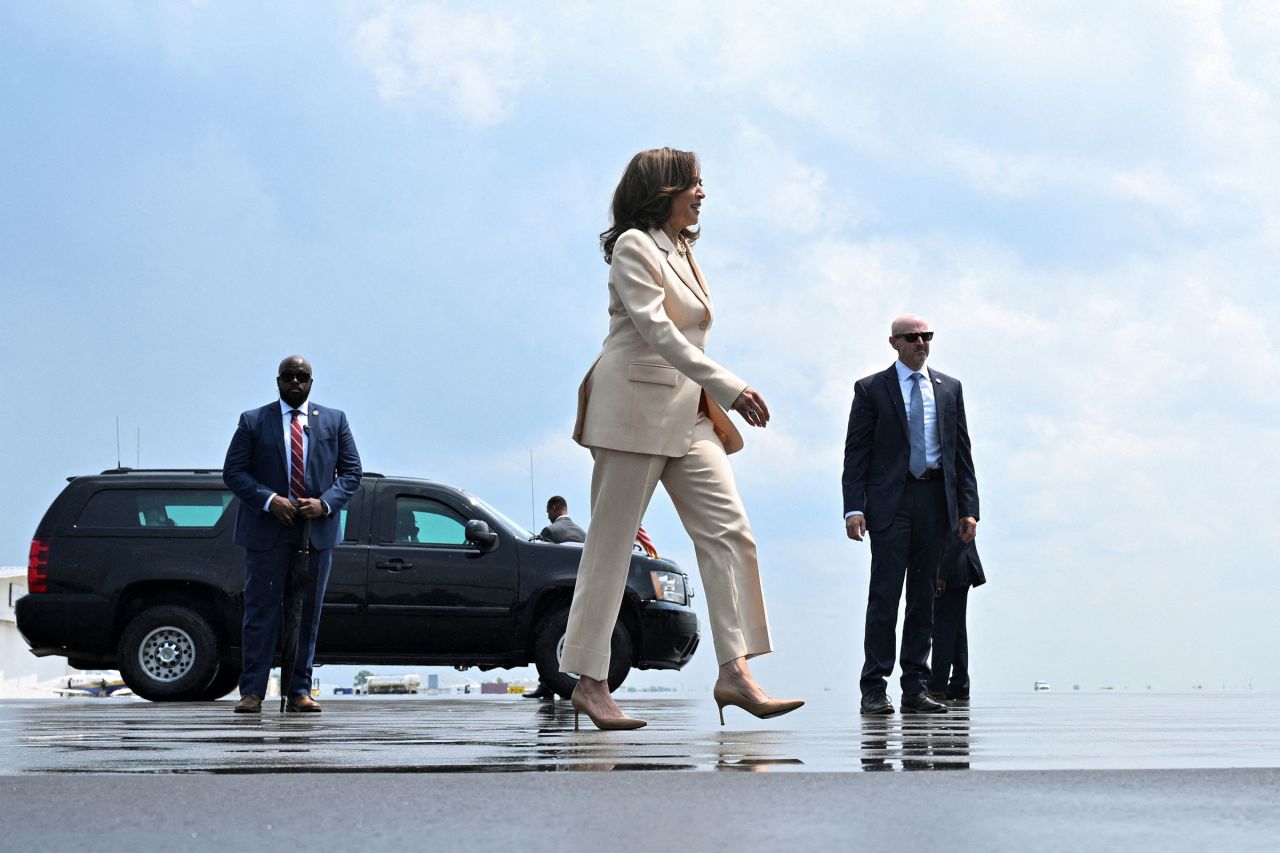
[731,387,771,428]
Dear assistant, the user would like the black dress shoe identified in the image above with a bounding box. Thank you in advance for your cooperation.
[925,689,949,702]
[860,692,894,715]
[946,691,970,702]
[523,682,555,700]
[901,692,948,714]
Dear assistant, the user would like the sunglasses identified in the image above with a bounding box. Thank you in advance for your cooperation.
[279,372,312,383]
[895,332,934,343]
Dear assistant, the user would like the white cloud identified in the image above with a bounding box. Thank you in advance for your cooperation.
[669,3,1276,227]
[352,3,540,127]
[713,124,866,236]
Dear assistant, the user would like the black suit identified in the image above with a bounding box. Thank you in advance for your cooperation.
[540,516,586,544]
[843,363,978,697]
[929,534,985,698]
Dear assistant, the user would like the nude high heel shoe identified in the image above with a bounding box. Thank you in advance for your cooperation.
[571,685,647,731]
[713,681,805,726]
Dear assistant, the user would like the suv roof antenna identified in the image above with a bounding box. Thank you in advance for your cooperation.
[529,449,535,531]
[115,416,122,469]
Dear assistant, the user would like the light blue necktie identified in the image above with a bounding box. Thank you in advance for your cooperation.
[909,372,926,478]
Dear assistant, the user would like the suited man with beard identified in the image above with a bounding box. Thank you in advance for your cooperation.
[843,315,979,715]
[223,355,362,713]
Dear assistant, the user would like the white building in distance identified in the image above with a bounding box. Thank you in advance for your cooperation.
[1,566,72,696]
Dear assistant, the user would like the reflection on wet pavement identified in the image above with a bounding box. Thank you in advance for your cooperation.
[859,713,971,771]
[2,691,1277,774]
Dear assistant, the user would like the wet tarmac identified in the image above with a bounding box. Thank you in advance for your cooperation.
[2,690,1278,774]
[4,692,1278,851]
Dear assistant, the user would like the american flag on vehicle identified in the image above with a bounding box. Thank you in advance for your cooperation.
[635,525,658,559]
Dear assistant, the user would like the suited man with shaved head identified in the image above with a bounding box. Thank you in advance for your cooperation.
[842,315,979,715]
[223,355,362,713]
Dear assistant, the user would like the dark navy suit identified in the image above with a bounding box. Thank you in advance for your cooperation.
[223,401,361,698]
[929,534,985,698]
[843,363,978,697]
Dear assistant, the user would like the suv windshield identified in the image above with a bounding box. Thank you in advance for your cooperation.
[463,491,535,540]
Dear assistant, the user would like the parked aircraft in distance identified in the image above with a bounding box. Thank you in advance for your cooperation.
[38,671,133,697]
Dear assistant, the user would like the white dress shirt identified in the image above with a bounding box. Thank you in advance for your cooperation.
[895,360,941,470]
[263,398,316,512]
[844,361,942,520]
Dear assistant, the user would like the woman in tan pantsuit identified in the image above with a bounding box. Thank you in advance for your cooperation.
[562,147,804,730]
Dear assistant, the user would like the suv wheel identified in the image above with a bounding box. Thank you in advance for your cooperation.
[533,606,632,700]
[117,605,220,702]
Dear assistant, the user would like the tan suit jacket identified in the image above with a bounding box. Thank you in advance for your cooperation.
[573,227,746,458]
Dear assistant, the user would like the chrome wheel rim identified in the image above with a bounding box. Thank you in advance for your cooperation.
[137,626,196,683]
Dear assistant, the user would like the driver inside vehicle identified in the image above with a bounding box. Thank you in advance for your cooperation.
[394,509,421,543]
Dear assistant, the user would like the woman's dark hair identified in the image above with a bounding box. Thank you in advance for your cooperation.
[599,147,701,263]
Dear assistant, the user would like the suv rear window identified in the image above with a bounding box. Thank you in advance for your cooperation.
[76,489,233,529]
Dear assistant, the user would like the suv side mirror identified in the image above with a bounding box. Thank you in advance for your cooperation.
[464,519,498,553]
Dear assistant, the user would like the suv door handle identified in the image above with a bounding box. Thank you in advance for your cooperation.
[375,559,414,572]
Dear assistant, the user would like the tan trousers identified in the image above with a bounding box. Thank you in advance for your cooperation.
[560,419,773,681]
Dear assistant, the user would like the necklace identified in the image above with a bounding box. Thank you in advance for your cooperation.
[662,225,687,255]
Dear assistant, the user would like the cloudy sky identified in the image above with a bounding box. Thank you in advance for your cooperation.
[2,1,1277,695]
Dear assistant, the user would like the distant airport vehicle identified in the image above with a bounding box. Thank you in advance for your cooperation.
[16,469,698,702]
[361,674,421,694]
[37,670,133,698]
[1034,681,1051,692]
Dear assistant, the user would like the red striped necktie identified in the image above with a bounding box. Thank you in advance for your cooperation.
[288,409,306,501]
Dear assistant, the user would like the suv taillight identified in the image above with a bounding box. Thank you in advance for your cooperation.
[28,538,50,593]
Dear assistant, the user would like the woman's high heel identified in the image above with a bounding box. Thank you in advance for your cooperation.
[571,686,647,731]
[713,681,804,726]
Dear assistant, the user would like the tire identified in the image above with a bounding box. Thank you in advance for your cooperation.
[532,606,632,700]
[196,661,242,701]
[117,605,221,702]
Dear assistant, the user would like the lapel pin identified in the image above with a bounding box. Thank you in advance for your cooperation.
[311,409,318,416]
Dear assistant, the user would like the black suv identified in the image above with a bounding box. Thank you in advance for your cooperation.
[17,469,699,701]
